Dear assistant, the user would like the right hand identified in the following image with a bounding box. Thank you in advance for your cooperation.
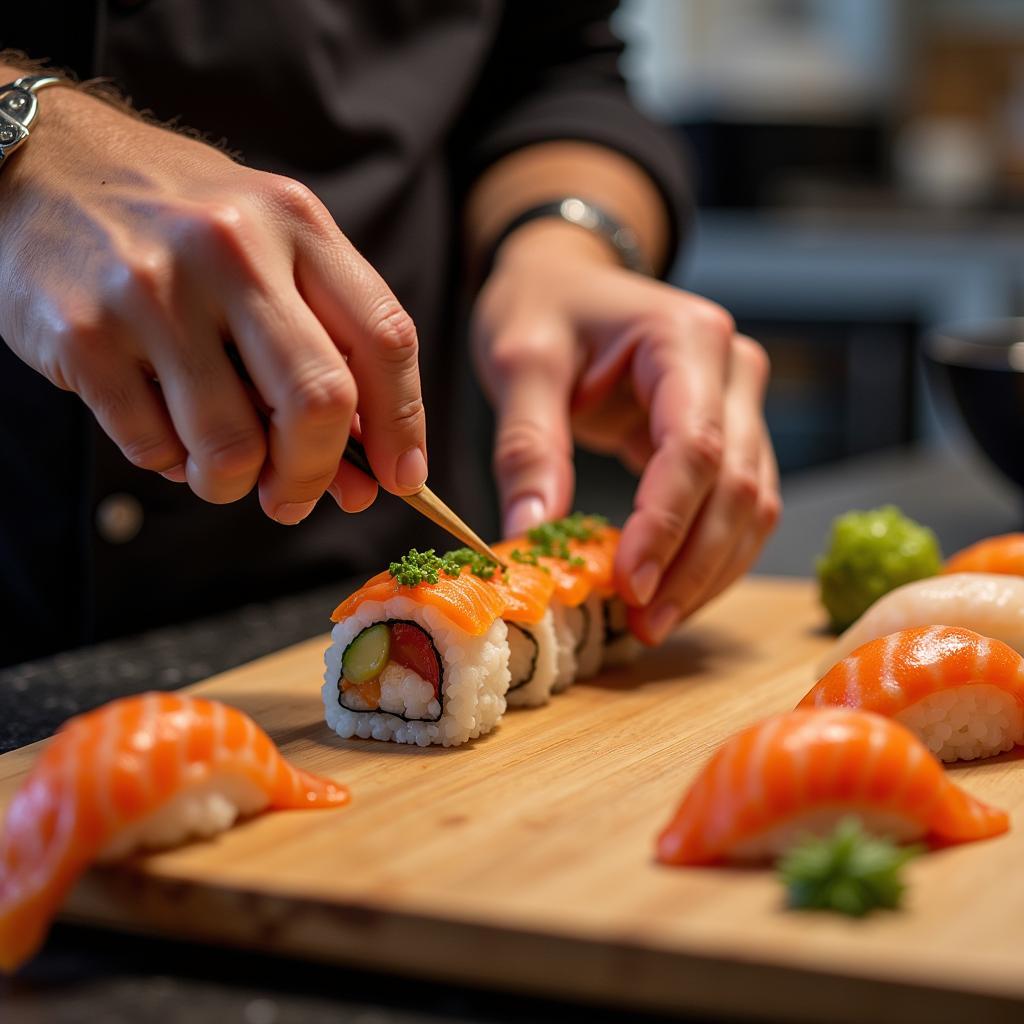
[0,84,426,522]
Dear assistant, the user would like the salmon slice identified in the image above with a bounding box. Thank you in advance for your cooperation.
[657,709,1008,867]
[0,693,349,972]
[945,533,1024,576]
[567,524,619,597]
[800,626,1024,762]
[800,625,1024,717]
[492,538,592,607]
[481,561,556,624]
[331,568,506,634]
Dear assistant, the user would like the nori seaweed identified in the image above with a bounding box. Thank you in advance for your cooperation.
[337,619,444,723]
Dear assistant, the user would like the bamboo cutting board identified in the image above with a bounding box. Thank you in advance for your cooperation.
[3,576,1024,1023]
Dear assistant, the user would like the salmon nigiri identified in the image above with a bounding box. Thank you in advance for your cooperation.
[944,533,1024,576]
[0,692,349,972]
[800,626,1024,762]
[657,709,1008,867]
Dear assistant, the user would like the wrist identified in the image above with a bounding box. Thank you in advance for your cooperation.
[490,217,620,278]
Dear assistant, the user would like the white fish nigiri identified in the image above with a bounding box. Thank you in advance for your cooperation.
[816,572,1024,678]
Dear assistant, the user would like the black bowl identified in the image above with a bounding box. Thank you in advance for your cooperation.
[925,319,1024,492]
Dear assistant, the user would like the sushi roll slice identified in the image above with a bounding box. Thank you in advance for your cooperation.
[800,625,1024,762]
[657,709,1009,867]
[944,533,1024,576]
[0,693,349,972]
[542,514,642,671]
[601,595,643,667]
[445,548,559,708]
[492,536,592,693]
[816,572,1024,677]
[324,549,511,746]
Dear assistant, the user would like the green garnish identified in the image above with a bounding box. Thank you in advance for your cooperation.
[524,512,605,565]
[444,547,499,579]
[547,511,608,541]
[777,818,921,918]
[510,547,540,566]
[388,548,461,587]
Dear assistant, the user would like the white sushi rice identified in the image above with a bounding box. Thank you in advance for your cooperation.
[601,596,642,668]
[378,663,439,720]
[323,595,510,747]
[896,684,1024,762]
[729,808,924,862]
[506,610,559,708]
[549,602,578,693]
[97,776,267,862]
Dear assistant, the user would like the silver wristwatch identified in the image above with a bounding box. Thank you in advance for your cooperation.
[0,76,64,170]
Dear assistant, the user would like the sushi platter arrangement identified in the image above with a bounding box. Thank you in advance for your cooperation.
[3,512,1024,1021]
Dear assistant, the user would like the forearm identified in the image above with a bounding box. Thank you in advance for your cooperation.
[464,140,671,277]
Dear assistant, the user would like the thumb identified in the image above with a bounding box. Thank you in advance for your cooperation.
[488,335,576,537]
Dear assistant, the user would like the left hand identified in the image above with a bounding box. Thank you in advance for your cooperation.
[472,221,781,644]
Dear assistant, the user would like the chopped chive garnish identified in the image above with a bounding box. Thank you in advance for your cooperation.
[388,548,461,587]
[444,547,500,579]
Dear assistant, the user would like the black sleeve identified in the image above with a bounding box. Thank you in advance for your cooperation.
[452,0,692,273]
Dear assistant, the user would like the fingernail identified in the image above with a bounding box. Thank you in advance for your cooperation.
[274,500,317,525]
[395,447,428,491]
[327,482,344,507]
[504,494,546,537]
[160,464,187,483]
[647,601,680,645]
[630,560,660,606]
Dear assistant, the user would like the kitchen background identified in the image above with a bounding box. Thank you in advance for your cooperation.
[574,0,1024,525]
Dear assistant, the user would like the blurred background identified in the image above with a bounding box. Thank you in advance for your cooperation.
[572,0,1024,563]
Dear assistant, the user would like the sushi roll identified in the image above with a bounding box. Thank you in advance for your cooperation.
[492,536,593,693]
[502,513,635,686]
[544,514,642,670]
[657,709,1009,867]
[814,572,1024,678]
[323,549,511,746]
[0,693,349,972]
[445,548,559,708]
[944,533,1024,576]
[800,625,1024,762]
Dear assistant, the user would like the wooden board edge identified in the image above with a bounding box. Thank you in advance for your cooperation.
[63,869,1024,1024]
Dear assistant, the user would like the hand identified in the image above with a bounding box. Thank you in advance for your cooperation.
[472,221,781,643]
[0,85,425,522]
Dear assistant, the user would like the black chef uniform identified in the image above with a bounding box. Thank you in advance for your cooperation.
[0,1,689,665]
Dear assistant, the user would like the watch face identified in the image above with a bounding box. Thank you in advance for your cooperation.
[0,105,30,159]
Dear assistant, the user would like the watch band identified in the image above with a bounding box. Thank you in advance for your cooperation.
[487,197,649,275]
[0,76,65,170]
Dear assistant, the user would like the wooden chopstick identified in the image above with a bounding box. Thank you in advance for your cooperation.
[344,437,507,570]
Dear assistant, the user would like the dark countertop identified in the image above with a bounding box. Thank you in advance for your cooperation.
[2,442,1020,1023]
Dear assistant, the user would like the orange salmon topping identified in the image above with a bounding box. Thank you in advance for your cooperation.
[657,709,1008,867]
[331,569,506,635]
[944,533,1024,576]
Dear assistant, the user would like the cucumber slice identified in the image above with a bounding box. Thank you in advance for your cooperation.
[341,623,391,684]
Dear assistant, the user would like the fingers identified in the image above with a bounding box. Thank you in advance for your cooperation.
[700,425,782,607]
[227,291,358,523]
[147,332,267,505]
[327,458,379,514]
[291,196,427,496]
[628,336,772,644]
[78,361,188,480]
[480,318,577,536]
[615,301,734,608]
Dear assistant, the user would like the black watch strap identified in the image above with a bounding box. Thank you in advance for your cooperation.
[487,197,649,276]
